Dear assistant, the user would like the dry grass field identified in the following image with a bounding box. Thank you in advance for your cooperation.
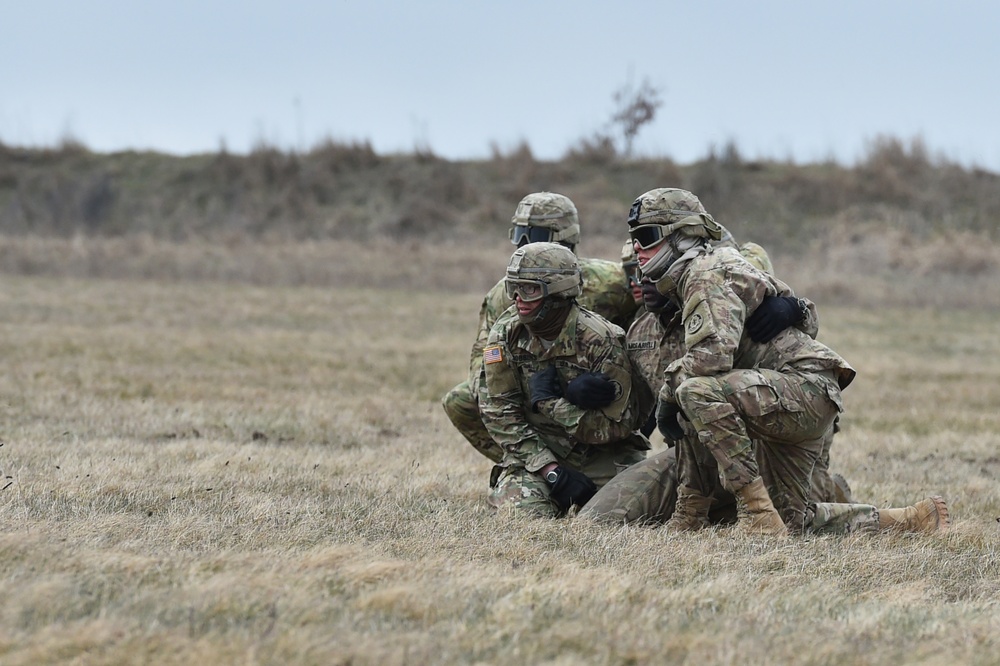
[1,239,999,665]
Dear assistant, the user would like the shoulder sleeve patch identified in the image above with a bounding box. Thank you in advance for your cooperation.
[483,342,520,397]
[598,362,631,420]
[683,297,717,348]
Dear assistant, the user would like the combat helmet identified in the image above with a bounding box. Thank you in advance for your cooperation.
[627,188,722,249]
[509,192,580,250]
[504,242,582,302]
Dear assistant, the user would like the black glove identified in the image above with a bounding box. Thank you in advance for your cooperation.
[640,411,657,437]
[746,296,804,343]
[547,466,598,512]
[656,399,685,443]
[528,365,562,412]
[563,371,616,409]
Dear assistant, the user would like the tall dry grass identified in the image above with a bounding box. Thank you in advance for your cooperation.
[0,262,998,664]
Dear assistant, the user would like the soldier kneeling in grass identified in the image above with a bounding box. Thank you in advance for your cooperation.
[580,188,949,536]
[478,242,653,518]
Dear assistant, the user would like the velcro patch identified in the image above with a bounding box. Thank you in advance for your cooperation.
[627,341,656,351]
[483,346,503,364]
[683,297,716,348]
[686,313,704,335]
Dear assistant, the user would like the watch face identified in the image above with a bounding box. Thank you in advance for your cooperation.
[545,470,559,483]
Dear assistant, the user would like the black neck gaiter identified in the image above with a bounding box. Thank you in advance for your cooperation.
[522,298,572,340]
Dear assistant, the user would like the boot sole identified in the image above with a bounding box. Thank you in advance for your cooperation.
[927,495,950,533]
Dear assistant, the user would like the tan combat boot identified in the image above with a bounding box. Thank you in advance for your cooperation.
[664,486,713,532]
[877,496,950,534]
[736,477,788,537]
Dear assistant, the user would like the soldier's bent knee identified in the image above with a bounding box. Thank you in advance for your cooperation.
[675,376,726,415]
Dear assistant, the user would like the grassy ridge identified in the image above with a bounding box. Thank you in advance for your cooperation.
[2,137,999,255]
[0,276,997,664]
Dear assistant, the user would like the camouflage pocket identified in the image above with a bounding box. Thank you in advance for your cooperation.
[698,401,737,424]
[824,382,844,412]
[722,371,784,418]
[733,383,782,417]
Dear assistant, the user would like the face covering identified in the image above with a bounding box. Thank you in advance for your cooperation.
[636,238,679,282]
[521,297,572,340]
[640,279,671,312]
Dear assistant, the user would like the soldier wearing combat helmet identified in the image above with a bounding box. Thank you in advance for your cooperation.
[442,192,638,464]
[582,223,828,525]
[478,242,652,517]
[612,187,949,536]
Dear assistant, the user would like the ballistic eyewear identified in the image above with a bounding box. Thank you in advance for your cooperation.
[623,261,640,286]
[509,224,555,246]
[503,279,546,302]
[629,224,671,250]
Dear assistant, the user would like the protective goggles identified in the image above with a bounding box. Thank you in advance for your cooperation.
[628,224,672,250]
[503,278,547,302]
[623,261,640,286]
[509,224,555,246]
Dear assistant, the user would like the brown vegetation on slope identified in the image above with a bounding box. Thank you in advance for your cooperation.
[2,136,999,308]
[1,136,998,252]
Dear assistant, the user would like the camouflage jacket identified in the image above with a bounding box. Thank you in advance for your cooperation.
[468,257,639,382]
[627,242,818,397]
[626,311,685,399]
[479,305,651,472]
[656,245,854,402]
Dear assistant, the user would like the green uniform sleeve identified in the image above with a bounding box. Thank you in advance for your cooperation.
[478,326,558,471]
[662,271,749,401]
[578,258,640,330]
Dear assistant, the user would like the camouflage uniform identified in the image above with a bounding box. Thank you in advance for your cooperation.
[661,242,875,534]
[443,195,638,463]
[478,243,651,518]
[580,307,722,523]
[604,186,881,536]
[580,238,800,525]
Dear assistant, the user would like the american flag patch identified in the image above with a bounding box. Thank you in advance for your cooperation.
[483,346,503,364]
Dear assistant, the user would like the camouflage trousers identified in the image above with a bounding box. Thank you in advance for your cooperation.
[487,445,647,518]
[807,502,879,535]
[577,446,737,526]
[676,368,844,534]
[441,380,504,463]
[809,415,854,503]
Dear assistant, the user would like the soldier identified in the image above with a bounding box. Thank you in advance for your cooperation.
[581,233,816,525]
[478,242,652,518]
[618,187,948,536]
[442,192,639,463]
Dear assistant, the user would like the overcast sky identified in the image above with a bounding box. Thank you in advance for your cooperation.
[5,0,1000,170]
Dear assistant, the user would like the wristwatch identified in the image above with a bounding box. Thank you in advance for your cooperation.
[544,468,560,484]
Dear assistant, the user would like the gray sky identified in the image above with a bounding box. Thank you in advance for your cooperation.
[5,0,1000,170]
